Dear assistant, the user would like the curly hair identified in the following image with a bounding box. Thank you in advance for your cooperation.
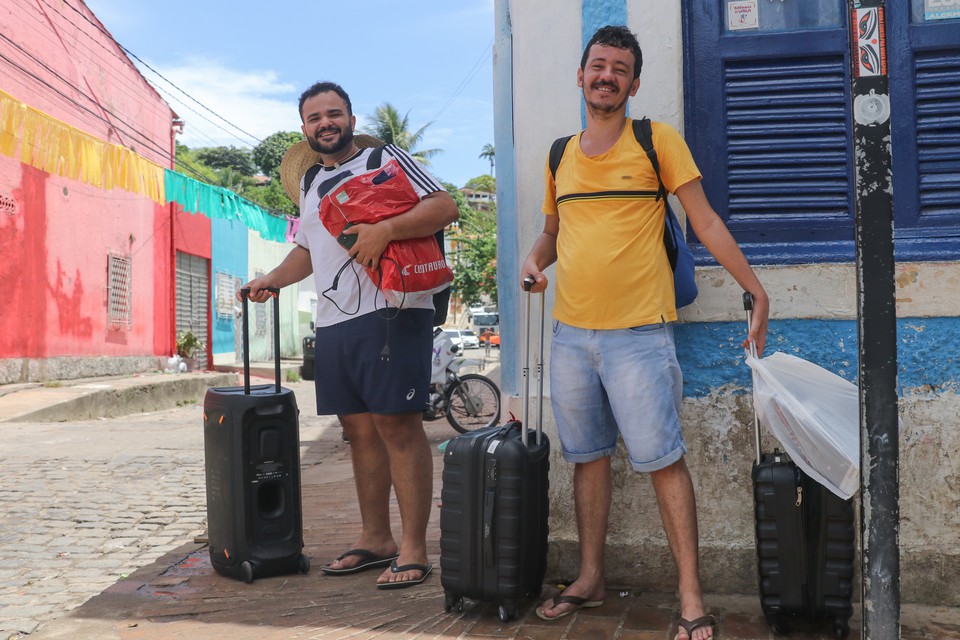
[580,25,643,80]
[298,82,352,121]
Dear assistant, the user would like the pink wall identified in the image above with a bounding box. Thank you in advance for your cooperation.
[0,0,180,362]
[0,0,175,166]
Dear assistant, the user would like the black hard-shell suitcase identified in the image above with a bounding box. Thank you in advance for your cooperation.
[744,293,855,638]
[439,280,550,622]
[202,288,310,583]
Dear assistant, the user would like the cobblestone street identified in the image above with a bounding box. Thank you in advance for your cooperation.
[0,381,331,640]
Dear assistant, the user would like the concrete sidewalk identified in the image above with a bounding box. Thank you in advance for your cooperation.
[1,371,957,640]
[0,371,236,423]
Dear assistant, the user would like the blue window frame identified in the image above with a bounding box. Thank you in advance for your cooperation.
[684,1,960,264]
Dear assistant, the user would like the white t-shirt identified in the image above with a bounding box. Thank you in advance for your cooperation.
[295,144,444,328]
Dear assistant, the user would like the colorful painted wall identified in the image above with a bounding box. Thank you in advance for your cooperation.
[495,0,960,605]
[0,0,176,383]
[210,217,249,364]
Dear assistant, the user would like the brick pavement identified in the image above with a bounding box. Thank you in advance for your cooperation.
[2,375,959,639]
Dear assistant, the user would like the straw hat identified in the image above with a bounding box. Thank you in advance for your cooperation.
[279,133,385,203]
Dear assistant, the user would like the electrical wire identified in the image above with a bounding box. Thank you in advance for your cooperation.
[430,40,493,124]
[46,0,263,147]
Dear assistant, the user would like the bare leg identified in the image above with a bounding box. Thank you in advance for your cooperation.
[538,457,610,619]
[650,458,713,640]
[372,411,433,585]
[325,413,398,570]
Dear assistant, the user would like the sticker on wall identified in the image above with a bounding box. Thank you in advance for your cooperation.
[852,7,887,77]
[727,0,759,31]
[925,0,960,21]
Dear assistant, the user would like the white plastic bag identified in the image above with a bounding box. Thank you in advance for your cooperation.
[745,351,860,499]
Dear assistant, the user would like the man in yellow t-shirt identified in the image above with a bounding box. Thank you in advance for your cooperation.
[521,25,770,640]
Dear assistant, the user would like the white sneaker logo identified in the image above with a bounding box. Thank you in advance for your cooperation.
[406,389,416,400]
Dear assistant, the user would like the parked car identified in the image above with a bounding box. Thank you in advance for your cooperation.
[443,329,480,350]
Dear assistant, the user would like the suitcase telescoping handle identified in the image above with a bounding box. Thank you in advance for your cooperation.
[743,292,761,465]
[240,287,282,396]
[522,277,545,447]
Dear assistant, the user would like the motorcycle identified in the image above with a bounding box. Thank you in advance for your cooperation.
[424,327,502,433]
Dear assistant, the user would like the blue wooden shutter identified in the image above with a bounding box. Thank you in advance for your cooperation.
[725,57,851,235]
[917,52,960,219]
[684,3,854,264]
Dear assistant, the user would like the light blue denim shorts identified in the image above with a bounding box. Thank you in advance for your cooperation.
[549,320,686,472]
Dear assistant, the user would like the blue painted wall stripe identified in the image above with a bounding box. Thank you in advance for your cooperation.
[493,0,520,395]
[675,317,960,397]
[581,0,628,128]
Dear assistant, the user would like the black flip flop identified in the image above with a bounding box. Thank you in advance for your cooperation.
[677,614,717,639]
[320,549,399,575]
[375,560,433,589]
[535,594,605,620]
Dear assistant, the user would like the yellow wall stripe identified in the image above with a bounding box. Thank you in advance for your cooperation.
[0,89,166,204]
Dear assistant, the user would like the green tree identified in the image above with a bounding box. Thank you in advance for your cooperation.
[464,174,495,193]
[195,146,257,175]
[253,131,303,176]
[174,142,218,184]
[451,202,498,307]
[479,143,495,175]
[214,168,256,195]
[362,103,440,166]
[244,179,298,217]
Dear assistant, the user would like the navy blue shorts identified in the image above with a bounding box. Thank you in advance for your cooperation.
[313,309,433,416]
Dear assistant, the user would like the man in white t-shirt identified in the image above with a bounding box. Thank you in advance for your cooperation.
[242,81,458,589]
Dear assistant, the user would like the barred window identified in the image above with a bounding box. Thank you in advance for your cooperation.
[107,253,132,329]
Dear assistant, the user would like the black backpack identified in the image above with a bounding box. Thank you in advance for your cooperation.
[302,146,450,325]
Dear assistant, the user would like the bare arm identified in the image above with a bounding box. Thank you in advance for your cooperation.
[520,214,560,293]
[238,245,313,303]
[343,190,460,268]
[675,179,769,355]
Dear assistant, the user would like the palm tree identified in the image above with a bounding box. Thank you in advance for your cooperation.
[362,103,441,166]
[479,143,495,175]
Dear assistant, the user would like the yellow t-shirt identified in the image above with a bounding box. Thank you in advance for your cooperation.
[541,119,702,329]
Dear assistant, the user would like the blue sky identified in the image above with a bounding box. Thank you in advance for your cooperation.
[82,0,496,188]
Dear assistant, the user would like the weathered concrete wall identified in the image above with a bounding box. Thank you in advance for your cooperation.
[531,390,960,606]
[0,356,166,385]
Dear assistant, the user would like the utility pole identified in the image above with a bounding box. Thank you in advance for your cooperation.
[849,2,900,638]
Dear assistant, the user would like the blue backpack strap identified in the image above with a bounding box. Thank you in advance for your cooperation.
[632,118,667,202]
[632,117,699,307]
[548,135,575,180]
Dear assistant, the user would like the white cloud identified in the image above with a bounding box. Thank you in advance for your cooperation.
[140,57,302,149]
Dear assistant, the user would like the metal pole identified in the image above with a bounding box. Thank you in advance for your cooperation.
[848,2,900,637]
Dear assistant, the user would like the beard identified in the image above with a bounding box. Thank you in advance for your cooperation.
[306,125,354,155]
[584,82,629,116]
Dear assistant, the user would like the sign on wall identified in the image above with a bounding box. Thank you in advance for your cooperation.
[925,0,960,21]
[727,0,759,30]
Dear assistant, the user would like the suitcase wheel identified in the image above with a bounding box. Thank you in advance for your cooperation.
[443,592,463,614]
[298,553,311,574]
[241,561,254,584]
[497,602,518,623]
